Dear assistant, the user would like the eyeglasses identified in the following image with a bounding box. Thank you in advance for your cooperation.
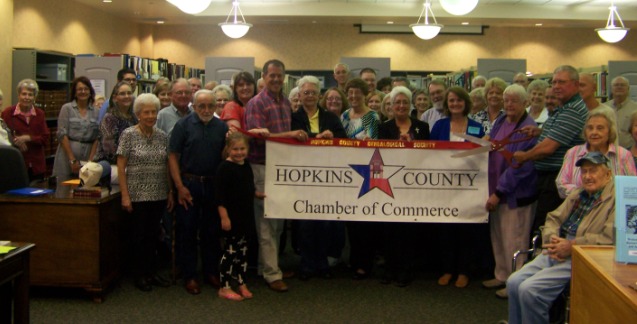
[117,91,133,96]
[123,78,137,83]
[326,96,342,102]
[196,103,215,110]
[303,91,318,96]
[76,87,90,93]
[174,90,192,96]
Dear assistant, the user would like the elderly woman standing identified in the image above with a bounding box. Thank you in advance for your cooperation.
[378,86,429,287]
[468,87,486,119]
[471,77,506,136]
[410,89,431,121]
[1,79,50,181]
[291,76,347,280]
[320,87,348,117]
[556,107,636,199]
[93,81,137,183]
[52,77,100,182]
[483,85,538,298]
[525,79,550,127]
[212,84,233,117]
[117,93,173,291]
[288,87,301,113]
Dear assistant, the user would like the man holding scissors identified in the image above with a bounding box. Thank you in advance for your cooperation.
[512,65,588,237]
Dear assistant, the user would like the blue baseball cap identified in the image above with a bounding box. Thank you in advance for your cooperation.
[575,151,610,167]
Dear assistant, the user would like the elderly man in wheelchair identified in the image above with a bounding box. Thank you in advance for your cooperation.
[506,152,615,324]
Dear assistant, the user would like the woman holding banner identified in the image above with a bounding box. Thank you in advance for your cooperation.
[483,84,538,298]
[430,86,485,288]
[378,86,429,287]
[291,75,347,280]
[341,77,381,280]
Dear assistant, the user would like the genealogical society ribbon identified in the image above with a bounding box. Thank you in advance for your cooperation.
[261,136,489,223]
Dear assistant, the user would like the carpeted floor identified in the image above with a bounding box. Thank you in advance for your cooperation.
[30,251,509,324]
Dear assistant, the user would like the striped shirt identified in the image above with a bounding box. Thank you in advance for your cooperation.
[244,89,292,164]
[535,93,588,171]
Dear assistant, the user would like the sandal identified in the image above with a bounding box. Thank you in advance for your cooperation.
[218,288,244,301]
[238,285,253,299]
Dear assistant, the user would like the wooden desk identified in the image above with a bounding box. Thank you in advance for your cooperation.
[571,245,637,323]
[0,185,122,302]
[0,242,35,324]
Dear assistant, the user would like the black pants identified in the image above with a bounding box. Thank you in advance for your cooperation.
[220,235,249,287]
[130,200,165,278]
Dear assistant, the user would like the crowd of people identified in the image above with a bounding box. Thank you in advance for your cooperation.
[1,60,635,322]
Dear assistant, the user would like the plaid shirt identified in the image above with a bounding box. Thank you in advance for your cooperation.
[244,89,291,164]
[559,189,602,239]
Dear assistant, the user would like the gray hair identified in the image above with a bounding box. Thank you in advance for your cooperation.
[212,84,233,100]
[193,89,215,105]
[553,65,579,82]
[133,93,160,115]
[471,75,486,88]
[334,63,349,73]
[470,87,485,100]
[527,79,550,94]
[503,84,528,102]
[16,78,39,97]
[612,76,629,86]
[389,86,413,105]
[584,106,618,144]
[288,87,300,101]
[297,75,320,91]
[170,78,190,92]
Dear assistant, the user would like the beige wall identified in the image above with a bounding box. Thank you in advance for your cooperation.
[153,23,636,75]
[1,0,14,106]
[8,0,637,90]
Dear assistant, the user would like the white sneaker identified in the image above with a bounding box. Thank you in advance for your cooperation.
[482,278,505,288]
[496,287,508,299]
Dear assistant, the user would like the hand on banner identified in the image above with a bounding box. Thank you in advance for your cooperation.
[316,130,334,139]
[292,130,308,142]
[248,128,270,138]
[255,191,266,200]
[399,133,411,141]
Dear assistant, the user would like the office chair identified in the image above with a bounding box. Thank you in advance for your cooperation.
[0,145,29,193]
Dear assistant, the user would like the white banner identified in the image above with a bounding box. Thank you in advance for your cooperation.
[264,138,488,223]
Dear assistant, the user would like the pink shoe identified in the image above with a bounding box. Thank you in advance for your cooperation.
[238,285,253,299]
[218,288,244,301]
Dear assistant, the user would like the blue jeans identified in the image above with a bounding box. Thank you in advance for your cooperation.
[506,253,571,324]
[175,178,221,281]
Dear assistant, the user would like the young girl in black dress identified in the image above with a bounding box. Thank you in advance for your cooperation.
[215,132,263,301]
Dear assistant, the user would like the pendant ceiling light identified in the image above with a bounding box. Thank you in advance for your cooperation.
[410,0,444,40]
[439,0,479,16]
[219,0,252,39]
[595,2,630,43]
[166,0,212,15]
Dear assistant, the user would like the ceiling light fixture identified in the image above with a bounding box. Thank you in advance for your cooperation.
[166,0,212,15]
[219,0,252,39]
[410,0,443,40]
[440,0,479,16]
[595,2,630,43]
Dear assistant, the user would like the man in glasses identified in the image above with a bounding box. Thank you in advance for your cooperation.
[157,78,193,135]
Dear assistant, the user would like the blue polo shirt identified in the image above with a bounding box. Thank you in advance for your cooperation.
[169,113,228,176]
[535,93,588,172]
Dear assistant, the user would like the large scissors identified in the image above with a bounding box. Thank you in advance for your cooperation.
[451,130,534,168]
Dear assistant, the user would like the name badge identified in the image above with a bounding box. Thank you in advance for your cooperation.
[467,126,481,135]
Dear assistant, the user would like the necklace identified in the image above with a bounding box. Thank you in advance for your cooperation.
[137,125,153,144]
